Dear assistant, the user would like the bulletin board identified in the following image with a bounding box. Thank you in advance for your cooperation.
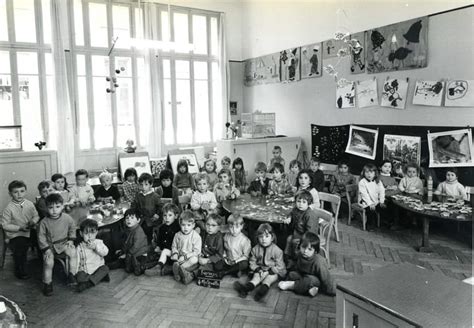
[311,124,474,185]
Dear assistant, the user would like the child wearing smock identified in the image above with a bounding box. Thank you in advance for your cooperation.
[121,168,140,203]
[174,159,195,195]
[434,168,466,201]
[287,160,302,190]
[268,163,292,195]
[70,169,96,206]
[232,157,247,194]
[295,169,320,210]
[398,163,423,195]
[202,159,218,190]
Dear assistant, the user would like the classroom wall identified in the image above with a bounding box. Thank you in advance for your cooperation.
[240,3,474,154]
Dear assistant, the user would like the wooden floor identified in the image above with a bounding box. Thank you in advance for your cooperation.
[1,215,472,328]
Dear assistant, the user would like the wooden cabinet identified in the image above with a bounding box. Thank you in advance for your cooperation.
[216,137,301,180]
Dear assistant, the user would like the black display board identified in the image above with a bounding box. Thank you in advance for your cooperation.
[311,124,474,186]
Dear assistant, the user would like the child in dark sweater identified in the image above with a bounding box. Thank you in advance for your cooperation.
[279,232,335,297]
[309,157,325,192]
[379,160,398,191]
[247,162,271,196]
[155,169,180,208]
[94,171,120,203]
[173,159,195,195]
[196,214,224,273]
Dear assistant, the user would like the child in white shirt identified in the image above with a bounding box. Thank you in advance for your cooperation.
[70,169,95,206]
[434,168,466,201]
[358,164,386,230]
[191,172,218,232]
[398,163,423,195]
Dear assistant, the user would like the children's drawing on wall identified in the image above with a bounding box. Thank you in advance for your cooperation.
[444,80,474,107]
[412,80,444,106]
[322,39,345,59]
[383,134,421,168]
[243,54,280,86]
[428,129,474,167]
[301,43,322,79]
[345,125,378,160]
[244,58,258,86]
[350,32,366,74]
[366,16,428,73]
[356,78,378,108]
[280,48,301,83]
[381,78,409,109]
[336,81,356,108]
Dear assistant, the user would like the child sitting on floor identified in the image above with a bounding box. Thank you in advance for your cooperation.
[190,173,218,231]
[216,214,251,277]
[145,203,181,276]
[70,169,95,206]
[171,210,202,285]
[434,168,466,201]
[358,163,386,229]
[38,193,77,296]
[214,168,240,202]
[173,159,195,195]
[52,173,74,211]
[94,171,120,203]
[398,163,423,195]
[287,160,302,191]
[247,162,271,196]
[202,159,218,190]
[2,180,40,280]
[268,163,292,195]
[295,169,320,210]
[232,157,247,193]
[279,232,335,297]
[155,169,180,208]
[234,223,286,302]
[122,168,139,203]
[379,160,398,191]
[74,219,110,292]
[36,180,55,220]
[195,213,224,274]
[309,157,325,192]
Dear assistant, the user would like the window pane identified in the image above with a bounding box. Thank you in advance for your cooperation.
[137,57,150,146]
[173,12,189,53]
[19,75,43,150]
[162,59,170,79]
[14,0,36,43]
[113,5,130,49]
[194,80,210,143]
[161,11,169,42]
[212,62,222,141]
[115,57,131,77]
[176,79,191,144]
[116,77,134,147]
[74,0,84,46]
[0,74,13,125]
[134,8,143,39]
[93,77,113,148]
[45,53,53,75]
[42,0,51,44]
[0,0,8,41]
[76,54,86,76]
[194,61,208,80]
[192,15,207,54]
[92,55,109,77]
[210,17,218,56]
[175,60,189,79]
[77,76,90,149]
[0,51,10,73]
[163,79,173,145]
[89,3,108,47]
[46,75,57,149]
[17,52,38,74]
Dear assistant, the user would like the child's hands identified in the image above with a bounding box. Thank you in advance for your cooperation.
[199,257,210,265]
[225,258,235,265]
[152,214,160,222]
[369,204,376,211]
[283,217,291,225]
[202,202,210,210]
[178,256,185,264]
[170,254,178,261]
[86,240,96,250]
[119,254,126,259]
[154,246,161,253]
[44,249,53,259]
[380,203,386,209]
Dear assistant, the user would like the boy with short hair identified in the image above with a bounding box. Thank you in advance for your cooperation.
[268,145,286,171]
[196,214,224,272]
[132,173,161,243]
[171,210,202,284]
[74,219,110,292]
[190,173,218,232]
[279,232,336,297]
[36,180,55,220]
[268,163,292,195]
[38,193,77,296]
[2,180,40,280]
[155,169,180,208]
[247,162,271,196]
[94,171,120,203]
[309,157,325,192]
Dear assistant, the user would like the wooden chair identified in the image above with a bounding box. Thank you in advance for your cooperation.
[0,225,7,269]
[315,207,334,265]
[319,192,341,242]
[345,184,380,231]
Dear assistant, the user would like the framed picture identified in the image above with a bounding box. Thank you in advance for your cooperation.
[345,125,378,160]
[118,152,152,179]
[383,134,421,167]
[428,129,474,167]
[168,149,200,175]
[0,125,22,152]
[229,101,238,115]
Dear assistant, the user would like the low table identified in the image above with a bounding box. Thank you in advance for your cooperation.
[68,201,129,228]
[0,295,27,327]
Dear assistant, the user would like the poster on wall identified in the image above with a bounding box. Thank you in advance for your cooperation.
[413,80,444,106]
[350,32,366,74]
[383,134,421,168]
[366,16,428,74]
[280,47,301,82]
[336,81,356,108]
[444,80,474,107]
[322,39,345,59]
[244,58,258,86]
[243,53,280,86]
[428,129,474,167]
[381,78,409,109]
[301,43,322,78]
[356,78,378,108]
[345,125,378,160]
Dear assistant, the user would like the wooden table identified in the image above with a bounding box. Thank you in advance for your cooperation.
[0,295,27,327]
[336,263,472,327]
[391,194,472,252]
[68,201,129,228]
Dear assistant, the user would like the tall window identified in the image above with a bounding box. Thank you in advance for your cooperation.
[0,0,56,150]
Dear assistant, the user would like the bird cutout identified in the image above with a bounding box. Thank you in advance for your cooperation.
[388,47,412,68]
[403,20,422,44]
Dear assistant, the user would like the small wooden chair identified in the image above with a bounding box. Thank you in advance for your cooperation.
[178,195,191,211]
[345,184,380,231]
[315,207,335,265]
[319,192,341,242]
[0,225,7,269]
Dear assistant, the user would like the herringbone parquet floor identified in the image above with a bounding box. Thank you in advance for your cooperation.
[1,216,472,328]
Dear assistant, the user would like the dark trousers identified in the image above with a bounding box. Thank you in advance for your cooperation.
[141,223,154,244]
[9,236,30,275]
[76,265,110,285]
[214,260,248,276]
[288,271,321,295]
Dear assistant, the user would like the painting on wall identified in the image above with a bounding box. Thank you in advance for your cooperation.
[345,125,378,160]
[350,32,366,74]
[383,134,421,168]
[322,39,345,59]
[244,58,258,87]
[413,80,444,106]
[280,48,301,82]
[356,78,378,108]
[366,16,428,73]
[301,43,322,79]
[428,129,474,167]
[444,80,474,107]
[381,78,409,109]
[336,81,356,108]
[243,53,280,86]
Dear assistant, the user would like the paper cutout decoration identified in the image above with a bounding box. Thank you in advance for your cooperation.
[383,134,421,167]
[356,78,378,108]
[350,32,366,74]
[381,78,409,109]
[336,81,356,108]
[366,17,428,73]
[280,47,301,82]
[345,125,378,160]
[427,129,474,167]
[244,53,280,86]
[413,80,444,106]
[301,43,322,79]
[444,80,474,107]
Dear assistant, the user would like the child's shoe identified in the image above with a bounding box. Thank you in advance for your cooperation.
[43,283,53,296]
[308,286,319,297]
[145,262,164,277]
[76,281,93,293]
[254,284,269,302]
[179,266,194,285]
[161,264,173,276]
[67,273,77,286]
[233,281,249,298]
[101,274,111,282]
[172,262,181,282]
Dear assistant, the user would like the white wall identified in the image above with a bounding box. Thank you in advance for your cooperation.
[240,2,474,152]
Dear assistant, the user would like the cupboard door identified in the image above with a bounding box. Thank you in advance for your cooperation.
[234,142,266,181]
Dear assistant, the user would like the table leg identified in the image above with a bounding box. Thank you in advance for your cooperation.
[417,216,433,253]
